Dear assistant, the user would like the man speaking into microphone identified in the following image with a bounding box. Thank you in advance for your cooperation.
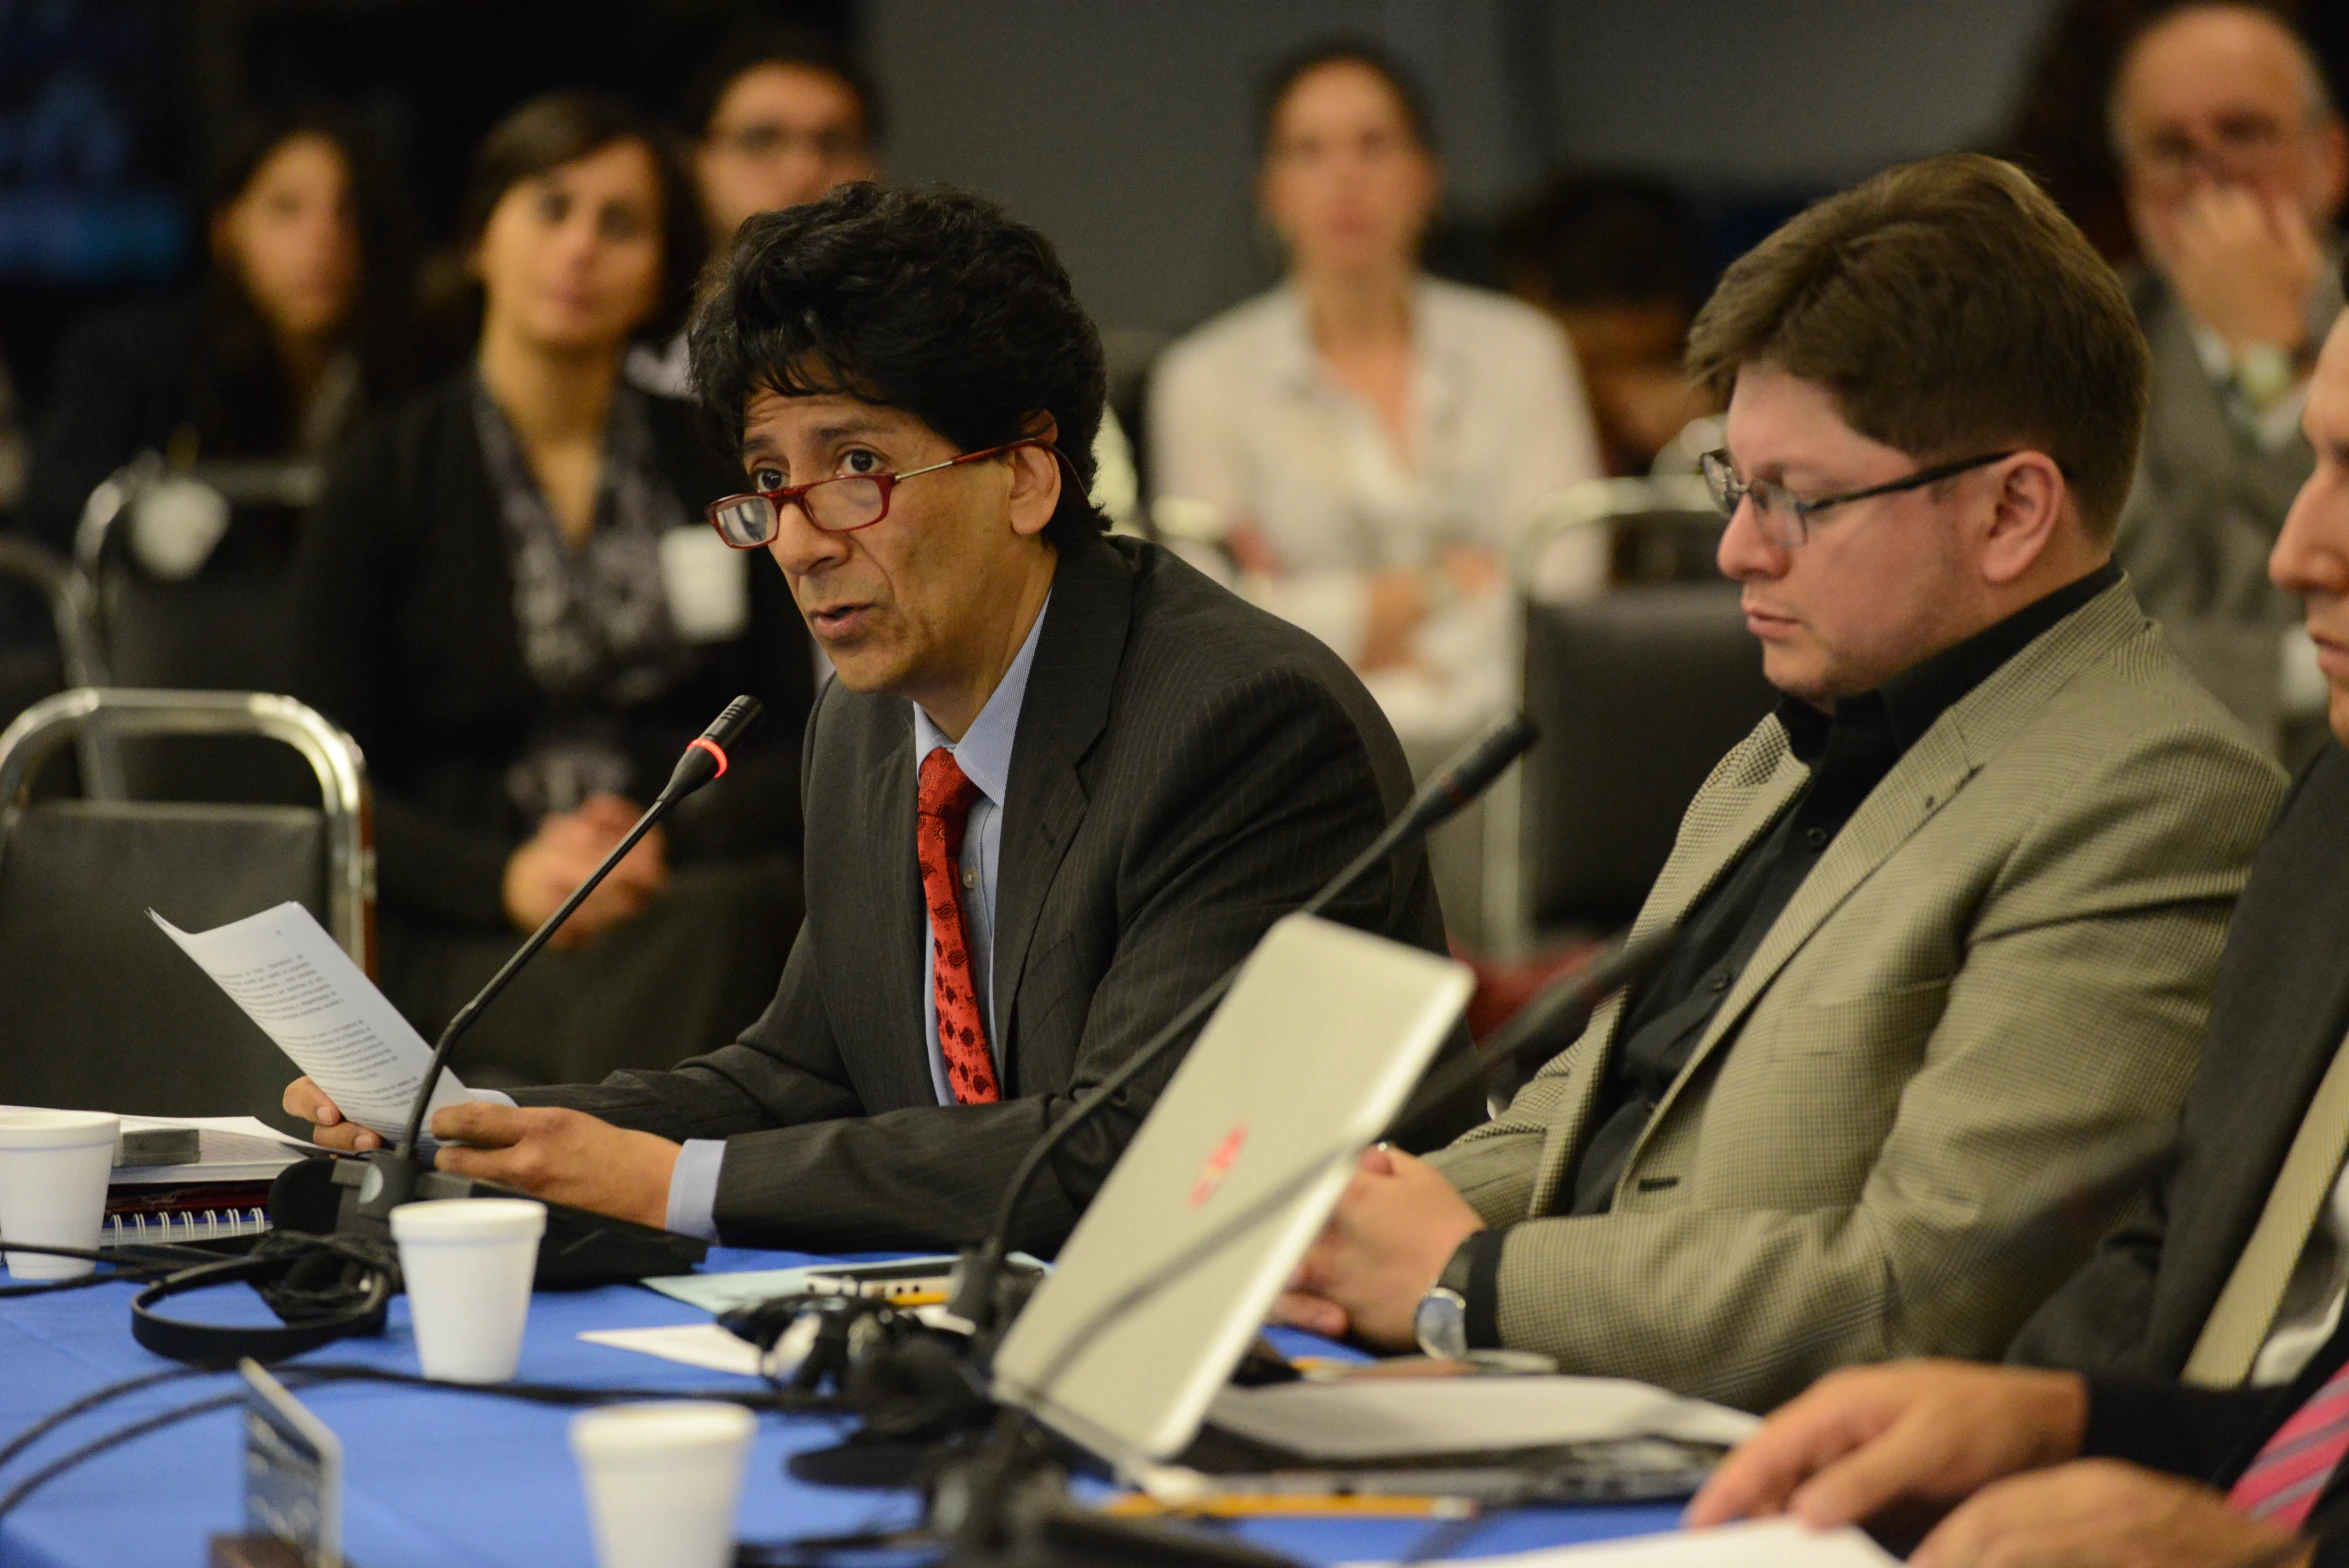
[286,182,1474,1249]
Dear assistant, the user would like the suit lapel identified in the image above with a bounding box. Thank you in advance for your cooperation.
[991,537,1134,1091]
[861,708,934,1107]
[1655,723,1974,1111]
[1636,727,1810,942]
[1521,723,1809,1209]
[2159,748,2349,1353]
[1606,582,2145,1177]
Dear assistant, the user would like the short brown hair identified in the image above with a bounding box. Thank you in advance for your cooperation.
[1686,153,2148,542]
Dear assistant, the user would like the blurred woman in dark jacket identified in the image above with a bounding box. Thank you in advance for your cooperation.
[288,92,814,1085]
[20,105,416,558]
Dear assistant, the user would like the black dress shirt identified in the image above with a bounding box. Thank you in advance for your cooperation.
[1453,562,2123,1348]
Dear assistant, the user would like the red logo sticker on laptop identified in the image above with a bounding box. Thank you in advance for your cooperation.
[1188,1124,1247,1208]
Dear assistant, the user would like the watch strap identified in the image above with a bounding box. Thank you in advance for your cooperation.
[1446,1227,1507,1352]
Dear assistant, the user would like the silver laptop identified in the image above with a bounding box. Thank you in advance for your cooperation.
[990,913,1472,1478]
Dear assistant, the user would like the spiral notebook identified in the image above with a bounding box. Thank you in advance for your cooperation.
[101,1200,272,1248]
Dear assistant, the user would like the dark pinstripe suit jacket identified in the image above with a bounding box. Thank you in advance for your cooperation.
[517,533,1469,1251]
[2010,743,2349,1377]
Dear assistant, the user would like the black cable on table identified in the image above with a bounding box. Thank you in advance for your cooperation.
[283,1363,849,1415]
[0,1359,857,1528]
[0,1239,232,1299]
[0,1390,249,1519]
[0,1366,218,1474]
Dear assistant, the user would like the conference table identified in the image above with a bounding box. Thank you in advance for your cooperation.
[0,1244,1683,1566]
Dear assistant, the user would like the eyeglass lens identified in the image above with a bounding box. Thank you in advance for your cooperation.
[712,476,890,546]
[1701,452,1805,545]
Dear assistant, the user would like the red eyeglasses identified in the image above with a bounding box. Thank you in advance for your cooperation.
[704,439,1061,548]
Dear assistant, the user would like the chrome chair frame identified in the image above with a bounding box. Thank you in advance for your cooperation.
[68,453,327,688]
[0,533,104,691]
[0,688,371,965]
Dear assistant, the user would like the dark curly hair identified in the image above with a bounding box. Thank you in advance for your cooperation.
[687,181,1108,549]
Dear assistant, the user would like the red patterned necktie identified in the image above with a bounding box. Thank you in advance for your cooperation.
[2229,1357,2349,1529]
[917,748,999,1104]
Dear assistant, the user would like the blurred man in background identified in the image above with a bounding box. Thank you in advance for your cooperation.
[628,25,879,400]
[1501,170,1718,477]
[2108,2,2345,740]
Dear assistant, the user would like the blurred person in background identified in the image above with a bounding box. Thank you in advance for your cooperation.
[16,105,416,560]
[2107,1,2346,738]
[1149,40,1603,740]
[627,22,879,401]
[1500,170,1719,477]
[287,92,815,1087]
[639,22,1147,542]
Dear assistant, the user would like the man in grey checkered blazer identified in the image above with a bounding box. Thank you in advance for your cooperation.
[1274,153,2289,1413]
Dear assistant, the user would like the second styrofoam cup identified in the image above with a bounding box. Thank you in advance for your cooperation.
[570,1401,756,1568]
[0,1110,121,1280]
[389,1197,544,1382]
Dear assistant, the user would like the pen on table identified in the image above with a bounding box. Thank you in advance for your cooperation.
[1103,1494,1477,1519]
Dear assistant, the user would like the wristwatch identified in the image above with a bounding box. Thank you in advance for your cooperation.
[1413,1236,1481,1361]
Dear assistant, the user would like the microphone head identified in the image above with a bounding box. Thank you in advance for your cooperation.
[1404,711,1538,834]
[705,694,766,748]
[666,695,767,799]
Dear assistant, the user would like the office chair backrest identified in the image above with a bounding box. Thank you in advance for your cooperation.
[1504,483,1775,941]
[0,689,368,1120]
[1520,582,1778,934]
[73,457,322,804]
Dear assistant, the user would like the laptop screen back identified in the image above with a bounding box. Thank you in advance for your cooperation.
[990,914,1472,1474]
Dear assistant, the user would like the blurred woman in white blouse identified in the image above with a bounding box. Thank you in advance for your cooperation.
[1150,40,1603,735]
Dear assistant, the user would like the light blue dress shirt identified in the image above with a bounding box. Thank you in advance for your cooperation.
[663,598,1050,1239]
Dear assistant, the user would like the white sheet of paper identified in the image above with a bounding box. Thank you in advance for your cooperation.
[578,1323,777,1377]
[149,903,472,1141]
[1,1108,320,1183]
[1338,1518,1897,1568]
[582,1307,963,1379]
[1205,1375,1761,1462]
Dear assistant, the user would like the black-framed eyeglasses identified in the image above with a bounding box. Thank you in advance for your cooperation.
[1699,448,2019,549]
[705,439,1060,549]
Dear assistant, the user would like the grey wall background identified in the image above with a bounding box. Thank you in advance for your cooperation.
[863,0,2064,355]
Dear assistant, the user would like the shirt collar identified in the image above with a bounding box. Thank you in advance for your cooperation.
[911,593,1051,805]
[1777,561,2121,764]
[1266,278,1448,399]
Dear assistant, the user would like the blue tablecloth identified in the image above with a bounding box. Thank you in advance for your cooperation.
[0,1247,1681,1565]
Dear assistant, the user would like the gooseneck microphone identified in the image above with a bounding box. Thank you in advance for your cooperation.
[128,698,778,1367]
[948,711,1538,1334]
[392,695,768,1158]
[1381,923,1680,1144]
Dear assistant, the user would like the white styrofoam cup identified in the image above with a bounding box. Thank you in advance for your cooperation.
[0,1110,121,1280]
[570,1400,756,1568]
[388,1197,545,1382]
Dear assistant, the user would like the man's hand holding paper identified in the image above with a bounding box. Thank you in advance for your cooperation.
[155,902,475,1141]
